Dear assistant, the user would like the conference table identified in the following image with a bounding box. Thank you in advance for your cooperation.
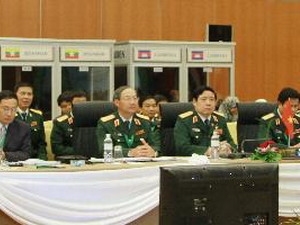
[0,157,299,225]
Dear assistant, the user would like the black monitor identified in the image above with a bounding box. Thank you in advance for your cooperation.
[159,163,278,225]
[207,24,232,42]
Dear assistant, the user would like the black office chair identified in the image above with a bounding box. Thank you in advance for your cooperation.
[72,101,116,158]
[237,102,277,152]
[159,102,194,156]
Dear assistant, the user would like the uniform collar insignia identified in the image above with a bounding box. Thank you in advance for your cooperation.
[114,119,120,127]
[292,118,299,124]
[212,115,218,122]
[275,118,280,125]
[134,118,141,125]
[68,117,73,124]
[192,116,198,123]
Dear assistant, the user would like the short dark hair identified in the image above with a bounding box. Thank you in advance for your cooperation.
[0,90,18,102]
[14,82,34,93]
[277,87,300,104]
[113,86,133,100]
[72,90,87,100]
[192,86,217,100]
[138,95,157,107]
[154,94,168,103]
[57,91,73,106]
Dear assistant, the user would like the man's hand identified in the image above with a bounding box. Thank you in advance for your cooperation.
[128,138,156,157]
[219,141,233,155]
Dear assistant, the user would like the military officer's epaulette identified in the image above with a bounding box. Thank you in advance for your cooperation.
[261,113,275,120]
[56,115,69,122]
[213,111,225,118]
[101,114,115,122]
[30,108,43,115]
[136,113,150,120]
[179,111,193,118]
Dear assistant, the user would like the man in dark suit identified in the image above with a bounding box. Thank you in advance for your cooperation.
[0,90,31,162]
[97,86,160,158]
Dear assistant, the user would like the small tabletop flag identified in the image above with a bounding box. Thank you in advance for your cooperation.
[282,99,294,138]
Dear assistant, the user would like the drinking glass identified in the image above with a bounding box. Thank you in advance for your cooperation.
[0,148,7,167]
[114,145,124,161]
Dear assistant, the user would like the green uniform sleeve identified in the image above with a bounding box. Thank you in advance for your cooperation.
[50,120,74,156]
[174,119,208,156]
[96,120,107,158]
[36,117,48,160]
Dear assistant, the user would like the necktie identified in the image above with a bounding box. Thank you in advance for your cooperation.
[204,119,210,126]
[21,112,27,121]
[204,119,210,130]
[0,126,6,148]
[124,121,131,130]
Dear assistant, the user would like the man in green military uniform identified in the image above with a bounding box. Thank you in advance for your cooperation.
[138,95,161,131]
[258,87,300,148]
[97,86,160,158]
[51,91,87,158]
[14,82,47,160]
[174,86,236,156]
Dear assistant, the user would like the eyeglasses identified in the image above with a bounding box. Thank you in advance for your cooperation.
[120,96,139,101]
[0,106,17,114]
[17,91,33,97]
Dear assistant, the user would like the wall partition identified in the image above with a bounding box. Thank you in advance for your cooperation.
[114,41,235,102]
[0,38,115,119]
[184,42,235,100]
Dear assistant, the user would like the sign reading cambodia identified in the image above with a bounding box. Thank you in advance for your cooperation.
[134,47,181,62]
[60,46,111,62]
[187,48,232,63]
[1,45,53,61]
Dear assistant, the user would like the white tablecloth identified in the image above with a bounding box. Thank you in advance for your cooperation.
[279,163,300,217]
[0,166,160,225]
[0,161,299,224]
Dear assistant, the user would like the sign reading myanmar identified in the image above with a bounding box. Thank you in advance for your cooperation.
[1,45,53,61]
[60,46,111,62]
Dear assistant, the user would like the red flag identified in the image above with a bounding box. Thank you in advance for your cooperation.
[281,99,294,138]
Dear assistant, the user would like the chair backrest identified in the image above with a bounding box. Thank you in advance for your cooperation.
[72,101,116,158]
[237,102,277,152]
[159,102,193,156]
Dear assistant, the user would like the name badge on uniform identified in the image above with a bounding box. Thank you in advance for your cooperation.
[192,128,201,132]
[275,129,283,134]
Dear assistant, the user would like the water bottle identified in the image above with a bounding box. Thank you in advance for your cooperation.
[210,130,220,160]
[103,133,113,163]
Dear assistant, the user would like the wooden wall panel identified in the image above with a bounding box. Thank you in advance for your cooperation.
[41,0,102,38]
[263,2,300,101]
[0,0,40,37]
[160,0,213,41]
[101,0,161,40]
[0,0,300,101]
[229,1,268,101]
